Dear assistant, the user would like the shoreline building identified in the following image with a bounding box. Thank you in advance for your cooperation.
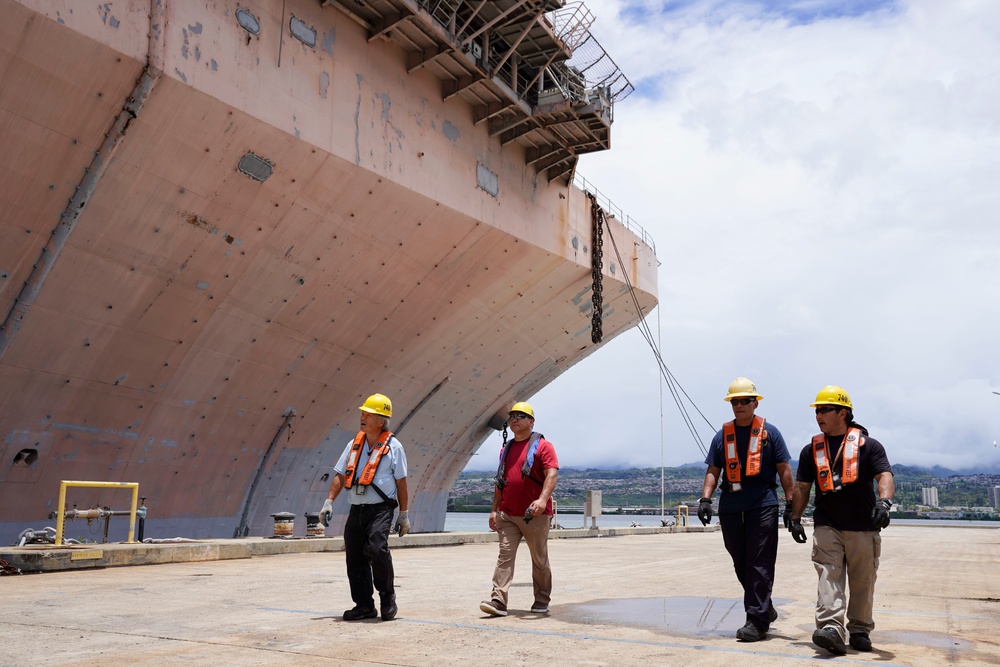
[922,487,939,508]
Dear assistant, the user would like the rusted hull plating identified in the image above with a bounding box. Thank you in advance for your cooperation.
[0,0,657,544]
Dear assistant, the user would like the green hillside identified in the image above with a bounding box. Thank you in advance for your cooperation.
[449,465,1000,517]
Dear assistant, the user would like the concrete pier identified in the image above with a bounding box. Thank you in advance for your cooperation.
[1,525,998,666]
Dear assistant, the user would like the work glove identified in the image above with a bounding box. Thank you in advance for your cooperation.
[395,510,410,537]
[319,499,334,527]
[782,500,793,530]
[697,497,713,526]
[871,498,892,529]
[789,518,807,544]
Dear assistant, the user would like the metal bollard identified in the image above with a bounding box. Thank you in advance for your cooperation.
[270,512,296,538]
[304,512,324,537]
[137,498,147,542]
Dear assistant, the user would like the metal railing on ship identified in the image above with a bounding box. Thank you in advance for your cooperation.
[574,173,656,254]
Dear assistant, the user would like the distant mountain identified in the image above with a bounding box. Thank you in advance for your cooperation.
[909,464,1000,476]
[925,465,960,477]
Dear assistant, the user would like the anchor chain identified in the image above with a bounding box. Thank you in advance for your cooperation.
[589,193,605,343]
[1,558,22,576]
[493,421,510,491]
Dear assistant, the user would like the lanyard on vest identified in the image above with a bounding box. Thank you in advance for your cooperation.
[344,430,393,490]
[812,427,864,493]
[722,415,766,492]
[494,432,544,489]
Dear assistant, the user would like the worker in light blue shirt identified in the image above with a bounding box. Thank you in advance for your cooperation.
[319,393,408,622]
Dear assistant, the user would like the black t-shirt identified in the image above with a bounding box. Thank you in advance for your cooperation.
[796,430,892,531]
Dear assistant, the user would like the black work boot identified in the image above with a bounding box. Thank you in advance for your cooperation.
[813,627,847,655]
[380,594,398,621]
[736,619,765,642]
[849,633,872,652]
[343,605,377,621]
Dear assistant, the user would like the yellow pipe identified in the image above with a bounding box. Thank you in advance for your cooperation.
[127,485,138,542]
[54,481,139,546]
[54,482,68,547]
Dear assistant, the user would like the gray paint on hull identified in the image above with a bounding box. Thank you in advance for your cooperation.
[442,120,460,142]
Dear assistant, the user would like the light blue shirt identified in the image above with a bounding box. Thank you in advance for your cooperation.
[334,434,407,505]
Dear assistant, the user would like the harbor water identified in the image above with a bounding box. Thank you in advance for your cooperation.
[442,512,999,533]
[443,511,701,532]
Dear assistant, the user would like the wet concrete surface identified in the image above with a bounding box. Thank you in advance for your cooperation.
[567,596,755,637]
[1,525,999,666]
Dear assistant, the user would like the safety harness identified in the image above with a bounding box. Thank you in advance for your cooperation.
[344,430,395,503]
[494,431,545,489]
[722,415,766,492]
[812,427,864,493]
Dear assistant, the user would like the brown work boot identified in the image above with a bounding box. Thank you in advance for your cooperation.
[479,599,507,616]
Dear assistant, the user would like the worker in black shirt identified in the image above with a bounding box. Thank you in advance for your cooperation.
[789,385,894,656]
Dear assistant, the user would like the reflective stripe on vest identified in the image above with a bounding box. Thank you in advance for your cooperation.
[344,430,393,489]
[812,427,864,492]
[722,415,766,491]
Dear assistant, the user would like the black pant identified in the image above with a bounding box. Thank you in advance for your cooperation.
[344,502,395,609]
[720,505,779,630]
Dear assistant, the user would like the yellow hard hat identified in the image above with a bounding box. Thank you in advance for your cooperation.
[359,393,392,417]
[509,401,534,418]
[724,377,763,402]
[810,386,852,409]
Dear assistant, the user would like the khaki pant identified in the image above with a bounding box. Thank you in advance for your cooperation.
[812,525,881,641]
[489,511,552,607]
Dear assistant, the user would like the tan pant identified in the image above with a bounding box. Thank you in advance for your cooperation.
[812,525,881,641]
[489,511,552,607]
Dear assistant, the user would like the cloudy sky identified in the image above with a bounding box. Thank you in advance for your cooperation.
[466,0,1000,473]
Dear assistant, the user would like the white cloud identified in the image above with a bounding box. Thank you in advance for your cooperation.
[466,0,1000,473]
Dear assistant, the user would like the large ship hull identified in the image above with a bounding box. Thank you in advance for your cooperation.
[0,0,656,543]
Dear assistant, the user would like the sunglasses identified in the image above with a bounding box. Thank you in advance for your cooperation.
[815,406,841,415]
[730,398,756,406]
[508,412,532,420]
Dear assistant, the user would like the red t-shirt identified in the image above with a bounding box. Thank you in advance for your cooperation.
[497,435,559,516]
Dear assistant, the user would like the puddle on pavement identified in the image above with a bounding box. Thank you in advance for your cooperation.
[880,630,976,654]
[565,599,985,654]
[562,596,754,637]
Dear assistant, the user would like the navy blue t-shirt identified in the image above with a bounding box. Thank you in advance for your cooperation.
[705,420,791,513]
[796,430,893,531]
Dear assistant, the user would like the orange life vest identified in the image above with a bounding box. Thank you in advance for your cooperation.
[722,415,766,492]
[812,427,864,493]
[343,430,393,489]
